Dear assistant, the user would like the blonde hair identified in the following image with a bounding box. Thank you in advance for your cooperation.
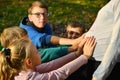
[28,1,48,14]
[0,50,13,80]
[0,38,32,80]
[0,26,27,48]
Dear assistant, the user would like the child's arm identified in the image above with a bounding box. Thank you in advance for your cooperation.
[36,52,77,73]
[37,55,88,80]
[40,35,85,63]
[39,46,69,63]
[35,36,87,73]
[33,37,95,80]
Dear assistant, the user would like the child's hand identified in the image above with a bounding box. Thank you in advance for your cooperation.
[68,34,86,53]
[74,33,86,45]
[83,36,96,59]
[75,36,87,57]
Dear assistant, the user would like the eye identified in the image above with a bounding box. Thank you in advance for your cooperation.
[35,13,41,16]
[67,31,74,35]
[31,12,48,17]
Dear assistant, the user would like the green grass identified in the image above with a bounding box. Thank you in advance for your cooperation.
[0,0,109,30]
[0,0,109,47]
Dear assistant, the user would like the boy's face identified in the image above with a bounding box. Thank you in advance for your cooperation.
[28,6,48,29]
[67,26,83,39]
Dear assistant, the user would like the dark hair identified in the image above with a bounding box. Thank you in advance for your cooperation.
[66,21,86,33]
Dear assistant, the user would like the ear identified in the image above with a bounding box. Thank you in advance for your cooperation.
[25,58,32,67]
[28,14,33,22]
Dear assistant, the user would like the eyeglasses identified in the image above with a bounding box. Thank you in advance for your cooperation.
[31,12,48,18]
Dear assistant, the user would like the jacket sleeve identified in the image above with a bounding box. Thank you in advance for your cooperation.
[93,0,120,80]
[39,46,68,63]
[35,52,77,73]
[35,55,88,80]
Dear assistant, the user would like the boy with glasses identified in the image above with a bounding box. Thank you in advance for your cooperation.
[20,1,83,49]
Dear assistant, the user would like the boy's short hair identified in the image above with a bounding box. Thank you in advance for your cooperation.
[28,1,48,14]
[66,21,86,33]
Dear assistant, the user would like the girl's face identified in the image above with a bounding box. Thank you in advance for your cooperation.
[28,6,48,29]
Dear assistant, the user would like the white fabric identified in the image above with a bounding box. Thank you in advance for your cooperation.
[85,0,120,79]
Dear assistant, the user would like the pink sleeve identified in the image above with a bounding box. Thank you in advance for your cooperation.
[36,52,77,73]
[38,55,88,80]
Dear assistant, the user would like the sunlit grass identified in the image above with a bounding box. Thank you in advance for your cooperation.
[0,0,109,30]
[0,0,109,47]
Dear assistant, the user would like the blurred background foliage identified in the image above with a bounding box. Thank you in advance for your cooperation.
[0,0,109,50]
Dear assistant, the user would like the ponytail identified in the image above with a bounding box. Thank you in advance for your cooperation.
[0,49,13,80]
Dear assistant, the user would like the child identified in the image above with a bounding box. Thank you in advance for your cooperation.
[0,36,96,80]
[0,26,80,63]
[66,21,85,39]
[20,1,84,48]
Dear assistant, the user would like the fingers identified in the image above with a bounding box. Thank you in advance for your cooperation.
[78,38,86,48]
[75,33,85,43]
[75,36,96,58]
[75,36,87,57]
[83,36,97,58]
[85,36,96,48]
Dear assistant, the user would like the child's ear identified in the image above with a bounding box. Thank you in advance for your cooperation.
[26,58,32,67]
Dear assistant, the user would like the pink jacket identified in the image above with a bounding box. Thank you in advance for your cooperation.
[14,53,88,80]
